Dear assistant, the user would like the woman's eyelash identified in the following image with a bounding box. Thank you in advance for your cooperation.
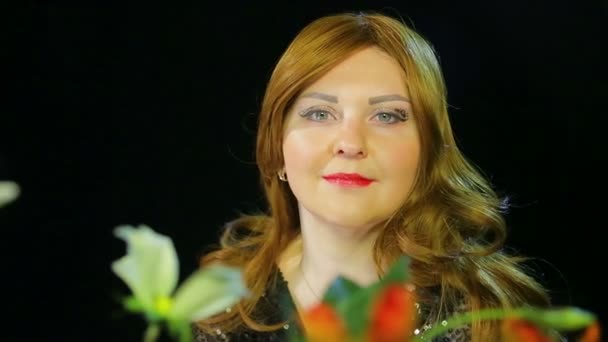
[373,108,409,123]
[298,106,333,118]
[297,107,410,122]
[392,108,409,121]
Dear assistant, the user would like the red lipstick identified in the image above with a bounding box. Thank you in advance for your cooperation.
[322,173,374,187]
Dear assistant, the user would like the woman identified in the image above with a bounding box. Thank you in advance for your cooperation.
[194,11,549,341]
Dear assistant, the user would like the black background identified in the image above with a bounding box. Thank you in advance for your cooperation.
[2,1,606,341]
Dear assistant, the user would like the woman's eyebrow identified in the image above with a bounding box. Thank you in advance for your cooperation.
[300,92,338,103]
[300,92,410,105]
[368,94,410,104]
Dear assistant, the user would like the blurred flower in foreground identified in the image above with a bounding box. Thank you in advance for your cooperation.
[580,322,600,342]
[299,256,416,342]
[0,181,20,208]
[502,319,552,342]
[368,284,417,342]
[501,309,602,342]
[112,225,249,342]
[300,302,347,342]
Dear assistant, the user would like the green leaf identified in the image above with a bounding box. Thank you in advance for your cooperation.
[518,307,597,331]
[378,255,410,286]
[317,256,412,338]
[123,296,144,313]
[335,283,382,337]
[412,306,599,342]
[322,276,362,306]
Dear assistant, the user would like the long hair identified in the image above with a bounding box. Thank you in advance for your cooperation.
[196,11,549,340]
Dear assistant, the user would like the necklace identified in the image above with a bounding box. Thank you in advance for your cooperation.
[299,260,322,300]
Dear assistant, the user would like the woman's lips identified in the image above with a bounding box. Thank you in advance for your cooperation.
[322,173,375,187]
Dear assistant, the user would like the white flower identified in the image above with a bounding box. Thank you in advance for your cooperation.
[169,263,249,321]
[0,181,20,208]
[112,225,179,314]
[112,225,249,323]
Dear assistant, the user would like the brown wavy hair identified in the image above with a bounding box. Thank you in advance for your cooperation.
[196,11,550,340]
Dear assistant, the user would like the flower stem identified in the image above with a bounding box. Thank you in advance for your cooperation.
[143,323,161,342]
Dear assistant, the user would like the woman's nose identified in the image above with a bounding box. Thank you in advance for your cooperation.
[332,121,368,159]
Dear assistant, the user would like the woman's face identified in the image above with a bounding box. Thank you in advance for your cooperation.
[282,46,421,229]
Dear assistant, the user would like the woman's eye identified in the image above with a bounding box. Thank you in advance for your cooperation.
[301,110,333,121]
[374,111,407,124]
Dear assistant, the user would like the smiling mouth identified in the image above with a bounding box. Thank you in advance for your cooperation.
[322,173,374,187]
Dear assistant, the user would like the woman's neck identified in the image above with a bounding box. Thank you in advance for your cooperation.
[277,208,383,312]
[299,219,381,290]
[298,210,379,297]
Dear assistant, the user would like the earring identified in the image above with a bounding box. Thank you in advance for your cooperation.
[277,169,287,182]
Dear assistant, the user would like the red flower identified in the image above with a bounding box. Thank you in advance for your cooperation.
[301,302,347,342]
[368,284,417,342]
[502,319,552,342]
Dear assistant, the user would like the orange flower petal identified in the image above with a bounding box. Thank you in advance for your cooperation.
[579,321,601,342]
[301,302,347,342]
[502,319,552,342]
[369,284,417,342]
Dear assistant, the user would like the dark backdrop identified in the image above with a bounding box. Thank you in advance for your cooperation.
[2,1,606,341]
